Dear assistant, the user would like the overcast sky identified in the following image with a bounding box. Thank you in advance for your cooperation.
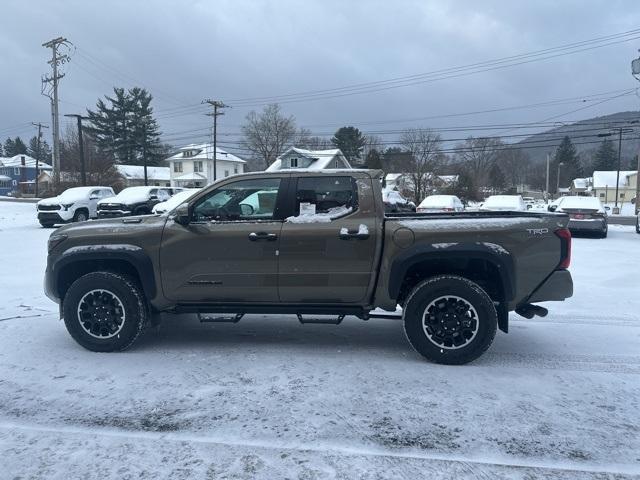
[1,0,640,154]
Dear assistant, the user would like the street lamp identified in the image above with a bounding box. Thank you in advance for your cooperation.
[556,162,564,197]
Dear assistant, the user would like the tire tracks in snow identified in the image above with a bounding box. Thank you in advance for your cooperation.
[1,420,638,477]
[480,352,640,374]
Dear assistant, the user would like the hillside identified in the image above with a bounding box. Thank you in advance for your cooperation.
[515,111,640,166]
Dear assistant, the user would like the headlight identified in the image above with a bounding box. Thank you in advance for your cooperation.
[48,233,68,252]
[62,203,74,210]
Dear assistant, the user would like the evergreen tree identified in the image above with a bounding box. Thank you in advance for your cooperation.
[86,87,162,165]
[3,136,27,156]
[365,148,384,170]
[27,136,52,163]
[0,142,3,156]
[331,126,367,163]
[591,138,617,173]
[488,163,506,192]
[552,136,582,193]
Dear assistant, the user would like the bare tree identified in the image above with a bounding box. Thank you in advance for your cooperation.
[241,104,297,169]
[293,128,332,150]
[454,136,503,189]
[400,128,444,203]
[495,147,530,189]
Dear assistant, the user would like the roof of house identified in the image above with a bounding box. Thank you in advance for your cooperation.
[592,170,636,189]
[266,147,349,171]
[0,154,52,170]
[115,164,170,181]
[166,143,246,164]
[571,177,591,190]
[173,172,208,181]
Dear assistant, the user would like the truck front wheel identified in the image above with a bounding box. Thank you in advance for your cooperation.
[62,272,148,352]
[403,275,497,365]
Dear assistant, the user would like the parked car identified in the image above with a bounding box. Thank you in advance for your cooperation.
[636,209,640,234]
[550,196,608,238]
[36,186,115,227]
[417,195,465,213]
[97,186,171,218]
[382,188,416,213]
[152,189,199,214]
[480,195,527,212]
[45,170,573,365]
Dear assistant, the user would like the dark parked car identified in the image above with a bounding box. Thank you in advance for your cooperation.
[97,186,171,218]
[549,196,608,238]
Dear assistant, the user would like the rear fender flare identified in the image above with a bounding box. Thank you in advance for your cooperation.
[388,242,515,301]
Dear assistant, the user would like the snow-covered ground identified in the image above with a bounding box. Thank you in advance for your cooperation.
[1,201,639,479]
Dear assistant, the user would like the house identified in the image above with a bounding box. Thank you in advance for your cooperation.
[115,165,171,187]
[166,143,247,187]
[266,147,351,171]
[0,154,52,196]
[592,170,637,203]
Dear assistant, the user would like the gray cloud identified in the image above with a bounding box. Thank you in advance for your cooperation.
[1,0,639,150]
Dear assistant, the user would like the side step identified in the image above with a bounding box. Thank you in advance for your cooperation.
[297,314,345,325]
[198,313,244,323]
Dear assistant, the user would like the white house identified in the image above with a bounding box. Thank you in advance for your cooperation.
[592,170,637,203]
[165,143,246,187]
[266,147,351,171]
[115,165,171,187]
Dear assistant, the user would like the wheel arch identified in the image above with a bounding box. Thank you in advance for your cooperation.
[53,246,156,303]
[389,243,515,308]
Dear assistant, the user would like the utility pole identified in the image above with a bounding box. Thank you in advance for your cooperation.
[31,122,49,197]
[615,127,623,209]
[64,114,88,186]
[203,99,228,183]
[141,121,148,186]
[545,152,550,201]
[635,153,640,215]
[556,162,564,196]
[42,37,70,188]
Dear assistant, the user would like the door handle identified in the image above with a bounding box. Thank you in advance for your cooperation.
[339,230,370,240]
[248,232,278,241]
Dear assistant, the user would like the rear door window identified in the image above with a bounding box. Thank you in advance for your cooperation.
[294,176,358,216]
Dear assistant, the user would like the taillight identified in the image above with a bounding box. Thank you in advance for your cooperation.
[555,228,571,269]
[443,207,454,212]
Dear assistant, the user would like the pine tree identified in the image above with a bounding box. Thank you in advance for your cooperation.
[365,149,384,170]
[86,87,162,165]
[552,136,582,192]
[331,126,367,163]
[0,142,3,156]
[3,137,27,156]
[591,138,617,173]
[27,136,52,163]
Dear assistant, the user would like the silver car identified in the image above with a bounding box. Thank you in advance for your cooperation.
[551,196,608,238]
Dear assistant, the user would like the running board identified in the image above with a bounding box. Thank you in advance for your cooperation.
[198,313,244,323]
[297,314,345,325]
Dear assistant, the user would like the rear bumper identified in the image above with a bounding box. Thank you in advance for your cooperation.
[527,269,573,303]
[568,218,606,232]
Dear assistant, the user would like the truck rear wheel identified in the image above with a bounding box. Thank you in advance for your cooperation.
[403,275,497,365]
[62,272,148,352]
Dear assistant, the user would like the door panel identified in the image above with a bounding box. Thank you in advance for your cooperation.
[278,176,377,303]
[160,177,284,303]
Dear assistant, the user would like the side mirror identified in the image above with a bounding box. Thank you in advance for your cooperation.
[604,206,611,211]
[89,195,99,200]
[173,203,190,225]
[149,195,158,201]
[548,205,557,212]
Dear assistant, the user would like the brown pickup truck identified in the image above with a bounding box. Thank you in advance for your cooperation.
[45,170,573,364]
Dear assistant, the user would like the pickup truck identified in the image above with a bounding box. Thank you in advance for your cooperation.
[44,170,573,364]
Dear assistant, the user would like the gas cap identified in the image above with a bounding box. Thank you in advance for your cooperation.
[392,227,415,248]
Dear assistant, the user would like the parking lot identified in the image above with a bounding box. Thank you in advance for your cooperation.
[1,200,639,479]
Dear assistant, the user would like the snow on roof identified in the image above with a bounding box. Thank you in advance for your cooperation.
[438,175,459,183]
[592,170,636,189]
[267,147,349,171]
[571,177,591,190]
[385,173,404,181]
[166,143,246,164]
[173,172,208,181]
[0,155,52,170]
[115,164,170,181]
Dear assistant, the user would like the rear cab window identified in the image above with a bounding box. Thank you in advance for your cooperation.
[291,176,358,219]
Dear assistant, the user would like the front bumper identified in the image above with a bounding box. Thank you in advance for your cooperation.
[38,211,72,224]
[98,210,131,218]
[527,269,573,303]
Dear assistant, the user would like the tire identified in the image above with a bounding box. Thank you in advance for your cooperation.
[636,218,640,234]
[73,209,89,222]
[403,275,497,365]
[39,221,55,228]
[63,272,148,352]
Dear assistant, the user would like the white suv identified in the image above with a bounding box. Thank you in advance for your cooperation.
[37,186,115,227]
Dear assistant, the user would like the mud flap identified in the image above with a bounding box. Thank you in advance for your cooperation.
[496,302,508,333]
